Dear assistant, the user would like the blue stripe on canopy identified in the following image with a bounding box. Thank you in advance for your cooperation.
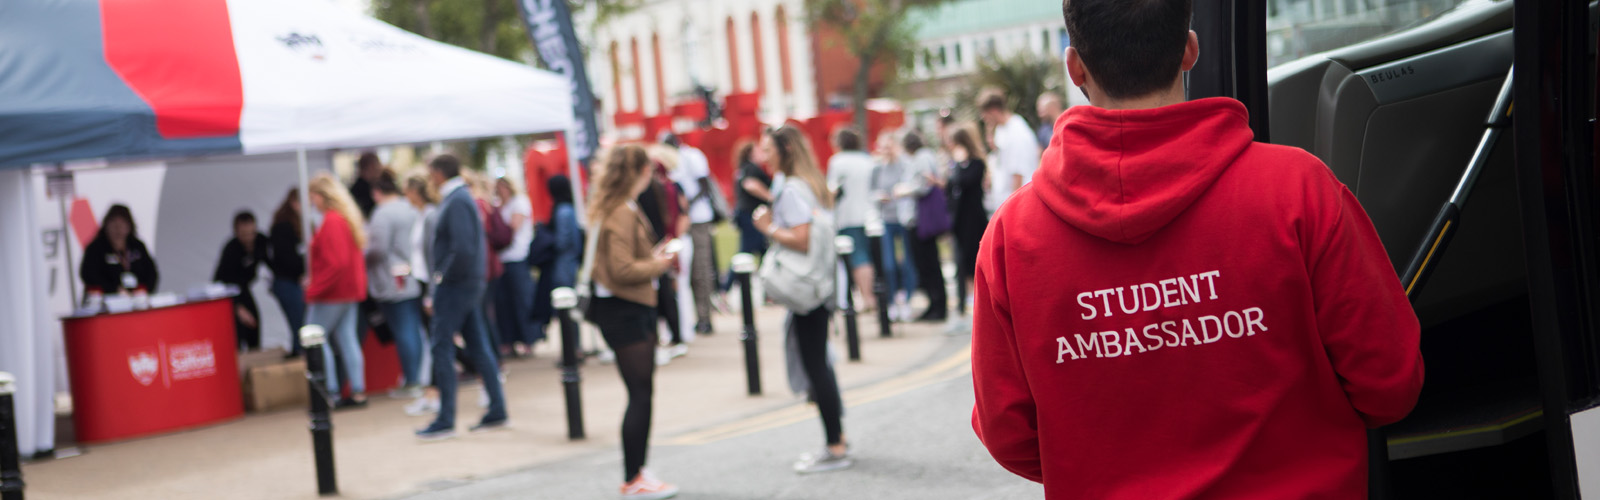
[0,0,242,168]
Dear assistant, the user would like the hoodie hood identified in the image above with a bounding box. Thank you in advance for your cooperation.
[1033,97,1254,244]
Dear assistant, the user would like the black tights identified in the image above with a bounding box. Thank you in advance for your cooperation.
[658,275,683,345]
[614,339,655,483]
[793,306,844,445]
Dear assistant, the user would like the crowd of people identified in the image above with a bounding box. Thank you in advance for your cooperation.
[175,81,1060,498]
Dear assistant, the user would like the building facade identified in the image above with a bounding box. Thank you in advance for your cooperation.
[584,0,822,138]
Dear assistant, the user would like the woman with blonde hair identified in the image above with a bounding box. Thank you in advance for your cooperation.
[589,144,680,499]
[493,176,540,355]
[751,124,852,473]
[306,173,371,409]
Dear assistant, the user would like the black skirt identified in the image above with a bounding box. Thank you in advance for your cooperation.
[590,296,658,350]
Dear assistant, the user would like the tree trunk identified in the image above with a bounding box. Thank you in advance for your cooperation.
[413,0,435,38]
[853,54,874,140]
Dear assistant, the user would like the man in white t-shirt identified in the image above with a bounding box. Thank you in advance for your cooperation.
[664,133,719,335]
[825,128,880,312]
[980,91,1043,214]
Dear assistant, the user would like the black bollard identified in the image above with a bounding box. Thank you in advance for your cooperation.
[0,372,23,500]
[834,235,862,362]
[865,219,892,339]
[731,253,761,395]
[552,287,586,440]
[300,326,338,496]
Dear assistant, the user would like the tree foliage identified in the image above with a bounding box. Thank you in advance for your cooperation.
[372,0,641,64]
[805,0,956,134]
[952,49,1065,130]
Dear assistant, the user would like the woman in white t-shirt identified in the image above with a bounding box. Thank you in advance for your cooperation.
[494,178,540,357]
[752,125,853,474]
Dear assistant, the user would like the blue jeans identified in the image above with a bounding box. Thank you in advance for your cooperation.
[494,260,540,346]
[309,301,364,395]
[380,298,425,387]
[838,227,872,269]
[430,281,508,427]
[270,278,306,354]
[881,223,918,301]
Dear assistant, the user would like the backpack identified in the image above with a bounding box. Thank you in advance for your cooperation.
[758,189,837,312]
[484,204,514,252]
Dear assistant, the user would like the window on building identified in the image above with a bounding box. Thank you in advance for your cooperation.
[751,12,766,94]
[726,17,742,92]
[953,43,962,67]
[1042,29,1051,54]
[776,6,793,93]
[629,37,643,112]
[651,33,666,112]
[609,40,623,110]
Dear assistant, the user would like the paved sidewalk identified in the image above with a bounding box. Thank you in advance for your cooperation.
[19,298,962,500]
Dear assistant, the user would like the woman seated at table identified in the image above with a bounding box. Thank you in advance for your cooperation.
[214,210,268,352]
[80,204,159,298]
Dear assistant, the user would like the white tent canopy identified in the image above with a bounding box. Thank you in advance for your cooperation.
[229,0,575,153]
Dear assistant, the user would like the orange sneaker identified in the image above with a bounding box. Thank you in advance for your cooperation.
[619,470,678,499]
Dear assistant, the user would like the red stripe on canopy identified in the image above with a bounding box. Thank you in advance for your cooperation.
[101,0,243,139]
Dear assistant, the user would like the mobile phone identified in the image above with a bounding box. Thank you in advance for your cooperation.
[663,239,685,254]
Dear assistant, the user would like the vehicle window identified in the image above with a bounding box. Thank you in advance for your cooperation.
[1267,0,1473,68]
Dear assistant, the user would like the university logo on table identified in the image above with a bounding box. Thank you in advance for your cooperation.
[169,341,217,381]
[128,350,159,386]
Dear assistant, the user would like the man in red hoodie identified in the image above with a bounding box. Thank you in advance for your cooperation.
[969,1,1425,498]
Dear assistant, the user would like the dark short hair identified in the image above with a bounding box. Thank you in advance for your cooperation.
[659,132,681,148]
[357,152,382,170]
[835,128,863,152]
[979,92,1007,112]
[233,210,256,227]
[902,131,925,154]
[1063,0,1192,100]
[547,175,574,205]
[374,169,400,195]
[429,154,462,179]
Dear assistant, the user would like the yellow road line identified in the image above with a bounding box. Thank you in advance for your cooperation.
[663,346,973,446]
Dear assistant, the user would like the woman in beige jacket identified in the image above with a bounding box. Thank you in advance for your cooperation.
[588,144,680,499]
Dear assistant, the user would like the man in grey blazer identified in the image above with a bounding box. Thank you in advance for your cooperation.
[366,174,426,396]
[416,155,509,440]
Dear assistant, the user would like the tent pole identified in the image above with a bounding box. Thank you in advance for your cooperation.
[297,148,313,274]
[565,129,587,226]
[55,165,78,308]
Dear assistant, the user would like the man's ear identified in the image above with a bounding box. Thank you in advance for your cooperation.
[1180,30,1200,72]
[1065,47,1089,88]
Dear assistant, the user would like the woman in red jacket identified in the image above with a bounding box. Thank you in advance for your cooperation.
[307,173,370,409]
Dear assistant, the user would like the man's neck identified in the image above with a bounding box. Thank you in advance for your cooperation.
[1092,83,1187,111]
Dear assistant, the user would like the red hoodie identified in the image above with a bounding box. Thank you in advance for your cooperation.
[306,210,367,303]
[971,98,1423,499]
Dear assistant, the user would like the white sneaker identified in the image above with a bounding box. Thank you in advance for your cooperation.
[794,448,854,474]
[598,349,616,365]
[620,468,678,499]
[388,385,423,400]
[669,344,689,359]
[655,347,673,367]
[404,396,440,416]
